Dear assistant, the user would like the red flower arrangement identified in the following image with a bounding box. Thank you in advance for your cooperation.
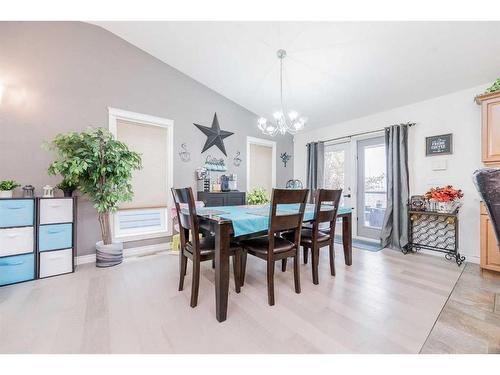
[424,185,463,202]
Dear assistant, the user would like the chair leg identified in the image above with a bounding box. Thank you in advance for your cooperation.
[233,252,241,293]
[240,250,247,286]
[267,260,275,306]
[311,245,319,285]
[293,254,301,294]
[329,243,336,276]
[178,250,187,291]
[281,258,287,272]
[303,247,308,264]
[190,256,200,308]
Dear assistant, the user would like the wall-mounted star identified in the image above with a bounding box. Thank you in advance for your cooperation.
[193,113,234,156]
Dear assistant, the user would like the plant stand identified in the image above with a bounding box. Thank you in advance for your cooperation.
[403,208,465,266]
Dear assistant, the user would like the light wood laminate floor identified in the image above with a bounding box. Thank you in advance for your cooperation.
[0,247,465,353]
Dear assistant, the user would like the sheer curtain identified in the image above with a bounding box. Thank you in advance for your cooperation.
[380,124,411,250]
[306,141,325,202]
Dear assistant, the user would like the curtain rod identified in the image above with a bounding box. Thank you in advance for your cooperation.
[309,122,416,145]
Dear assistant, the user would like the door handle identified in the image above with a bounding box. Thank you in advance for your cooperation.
[343,194,351,198]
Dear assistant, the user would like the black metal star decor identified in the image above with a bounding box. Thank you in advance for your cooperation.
[193,113,234,156]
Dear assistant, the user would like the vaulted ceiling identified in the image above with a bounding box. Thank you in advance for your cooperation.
[93,21,500,130]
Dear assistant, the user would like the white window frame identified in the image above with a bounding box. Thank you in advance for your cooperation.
[246,136,277,193]
[108,107,174,242]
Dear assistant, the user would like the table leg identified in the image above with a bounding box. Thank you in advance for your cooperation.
[342,213,352,266]
[215,221,231,322]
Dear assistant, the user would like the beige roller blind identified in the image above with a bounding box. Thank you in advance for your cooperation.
[116,119,169,209]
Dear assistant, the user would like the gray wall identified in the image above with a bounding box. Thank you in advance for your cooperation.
[0,22,294,256]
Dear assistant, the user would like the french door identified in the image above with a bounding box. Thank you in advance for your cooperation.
[323,142,352,208]
[356,136,387,240]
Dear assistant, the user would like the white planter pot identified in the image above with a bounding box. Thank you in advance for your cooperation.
[96,241,123,268]
[0,190,13,198]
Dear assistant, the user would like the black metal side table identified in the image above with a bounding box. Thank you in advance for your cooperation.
[403,207,465,266]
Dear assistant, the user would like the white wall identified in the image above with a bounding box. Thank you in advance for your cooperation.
[294,83,489,261]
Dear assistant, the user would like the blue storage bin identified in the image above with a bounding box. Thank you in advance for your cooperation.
[0,253,35,286]
[0,199,34,228]
[39,223,73,251]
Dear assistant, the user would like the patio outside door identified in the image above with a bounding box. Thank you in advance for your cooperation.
[356,136,387,240]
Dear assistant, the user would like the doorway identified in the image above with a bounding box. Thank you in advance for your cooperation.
[356,136,387,240]
[246,136,276,198]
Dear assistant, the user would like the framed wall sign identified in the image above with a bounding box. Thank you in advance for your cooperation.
[426,133,453,156]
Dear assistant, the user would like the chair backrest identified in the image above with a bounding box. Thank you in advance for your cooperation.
[267,189,308,254]
[473,168,500,247]
[311,189,342,238]
[171,187,200,249]
[314,189,342,223]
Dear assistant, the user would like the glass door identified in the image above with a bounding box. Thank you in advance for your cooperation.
[323,142,352,208]
[356,136,386,239]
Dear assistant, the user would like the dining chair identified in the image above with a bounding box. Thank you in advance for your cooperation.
[239,188,308,306]
[283,188,342,285]
[473,168,500,246]
[171,187,243,308]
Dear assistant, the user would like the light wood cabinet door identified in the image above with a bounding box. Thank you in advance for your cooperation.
[477,91,500,164]
[480,211,500,272]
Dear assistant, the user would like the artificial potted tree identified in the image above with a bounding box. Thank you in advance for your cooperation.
[0,180,21,198]
[47,127,141,267]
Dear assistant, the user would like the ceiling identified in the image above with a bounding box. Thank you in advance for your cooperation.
[93,21,500,130]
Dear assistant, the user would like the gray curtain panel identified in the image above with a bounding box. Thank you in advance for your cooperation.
[306,141,325,202]
[380,124,410,250]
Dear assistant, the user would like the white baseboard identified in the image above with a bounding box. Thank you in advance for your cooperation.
[76,242,172,265]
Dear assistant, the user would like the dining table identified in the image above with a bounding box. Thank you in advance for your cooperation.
[195,203,353,322]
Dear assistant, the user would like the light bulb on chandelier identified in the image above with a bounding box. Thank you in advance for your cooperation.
[257,49,307,136]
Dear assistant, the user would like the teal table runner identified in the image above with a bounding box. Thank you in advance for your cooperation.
[195,204,352,237]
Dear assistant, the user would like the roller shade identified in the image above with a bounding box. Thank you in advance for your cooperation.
[116,119,169,209]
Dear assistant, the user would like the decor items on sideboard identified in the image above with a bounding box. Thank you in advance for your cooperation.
[46,127,141,268]
[0,180,20,198]
[194,112,234,156]
[425,133,453,156]
[280,152,291,167]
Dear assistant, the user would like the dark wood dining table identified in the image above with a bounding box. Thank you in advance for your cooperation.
[197,207,353,322]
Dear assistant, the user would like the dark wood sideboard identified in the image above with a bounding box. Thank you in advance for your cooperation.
[197,191,246,207]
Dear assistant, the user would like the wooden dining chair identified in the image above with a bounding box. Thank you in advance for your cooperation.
[283,189,342,285]
[239,188,308,306]
[171,187,242,308]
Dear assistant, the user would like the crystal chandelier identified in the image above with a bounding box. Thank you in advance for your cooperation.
[257,49,307,136]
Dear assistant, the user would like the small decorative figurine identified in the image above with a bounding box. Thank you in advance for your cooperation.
[22,185,35,198]
[233,151,242,167]
[42,185,54,198]
[280,152,291,167]
[178,143,191,162]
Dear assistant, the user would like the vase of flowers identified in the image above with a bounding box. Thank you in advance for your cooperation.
[424,185,463,213]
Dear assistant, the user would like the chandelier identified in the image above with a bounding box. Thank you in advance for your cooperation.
[257,49,307,136]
